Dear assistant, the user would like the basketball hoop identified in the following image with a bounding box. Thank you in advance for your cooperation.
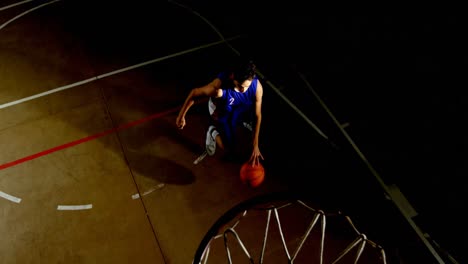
[193,192,387,264]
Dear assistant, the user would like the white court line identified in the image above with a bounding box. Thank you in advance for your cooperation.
[0,0,35,11]
[0,0,62,30]
[57,204,92,210]
[131,183,165,199]
[0,36,241,110]
[193,150,207,165]
[0,190,22,203]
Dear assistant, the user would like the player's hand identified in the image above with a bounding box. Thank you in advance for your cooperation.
[176,116,186,129]
[249,146,264,166]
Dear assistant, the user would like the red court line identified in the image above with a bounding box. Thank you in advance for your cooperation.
[0,106,180,171]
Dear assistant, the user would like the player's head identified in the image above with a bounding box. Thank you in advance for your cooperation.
[232,59,256,82]
[230,59,256,91]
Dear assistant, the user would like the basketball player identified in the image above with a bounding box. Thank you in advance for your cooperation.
[176,59,264,165]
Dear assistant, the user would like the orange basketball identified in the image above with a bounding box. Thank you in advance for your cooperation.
[240,162,265,188]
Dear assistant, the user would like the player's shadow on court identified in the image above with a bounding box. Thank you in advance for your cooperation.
[118,116,202,185]
[126,151,195,185]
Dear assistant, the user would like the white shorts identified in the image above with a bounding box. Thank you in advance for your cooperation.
[208,97,216,116]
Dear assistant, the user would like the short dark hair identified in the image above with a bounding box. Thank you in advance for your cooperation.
[231,59,256,82]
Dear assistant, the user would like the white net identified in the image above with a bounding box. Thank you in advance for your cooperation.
[194,198,387,264]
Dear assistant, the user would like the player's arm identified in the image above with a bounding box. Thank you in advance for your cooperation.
[176,78,223,129]
[250,79,264,164]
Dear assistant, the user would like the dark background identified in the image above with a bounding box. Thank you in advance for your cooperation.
[261,15,467,264]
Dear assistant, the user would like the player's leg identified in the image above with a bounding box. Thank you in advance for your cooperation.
[230,105,255,160]
[216,114,234,149]
[194,99,224,164]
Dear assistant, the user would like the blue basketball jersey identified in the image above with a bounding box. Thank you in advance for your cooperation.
[216,71,258,113]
